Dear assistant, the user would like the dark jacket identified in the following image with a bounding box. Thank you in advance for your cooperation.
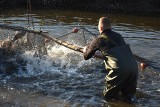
[83,29,125,60]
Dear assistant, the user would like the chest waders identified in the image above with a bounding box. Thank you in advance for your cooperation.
[100,34,138,101]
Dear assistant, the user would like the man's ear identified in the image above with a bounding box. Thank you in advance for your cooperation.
[100,26,103,32]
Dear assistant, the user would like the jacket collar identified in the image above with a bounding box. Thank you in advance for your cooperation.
[100,29,111,35]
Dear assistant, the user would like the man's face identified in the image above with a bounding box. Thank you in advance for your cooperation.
[98,21,101,33]
[98,20,104,34]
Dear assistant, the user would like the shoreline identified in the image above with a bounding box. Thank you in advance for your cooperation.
[0,0,160,16]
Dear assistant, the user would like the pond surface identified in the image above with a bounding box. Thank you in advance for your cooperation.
[0,9,160,107]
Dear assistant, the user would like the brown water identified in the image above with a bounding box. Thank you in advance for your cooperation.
[0,9,160,107]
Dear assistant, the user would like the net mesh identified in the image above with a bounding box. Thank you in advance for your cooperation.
[0,25,159,74]
[0,25,97,57]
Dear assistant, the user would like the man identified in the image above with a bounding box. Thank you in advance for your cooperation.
[83,17,138,103]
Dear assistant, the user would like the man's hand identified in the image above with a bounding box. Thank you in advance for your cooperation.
[83,46,87,53]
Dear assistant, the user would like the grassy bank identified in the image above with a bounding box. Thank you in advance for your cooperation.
[0,0,160,15]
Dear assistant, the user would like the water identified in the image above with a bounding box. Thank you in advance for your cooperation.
[0,9,160,107]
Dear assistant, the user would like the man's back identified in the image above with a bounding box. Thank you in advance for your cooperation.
[99,29,125,50]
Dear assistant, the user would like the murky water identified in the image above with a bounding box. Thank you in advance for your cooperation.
[0,9,160,107]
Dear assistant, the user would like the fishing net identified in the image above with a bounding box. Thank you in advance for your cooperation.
[57,27,97,46]
[0,24,99,74]
[0,24,158,75]
[0,29,46,56]
[0,24,98,56]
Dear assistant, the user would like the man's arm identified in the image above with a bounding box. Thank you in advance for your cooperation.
[83,37,104,60]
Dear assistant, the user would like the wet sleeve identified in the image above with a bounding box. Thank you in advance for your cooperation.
[83,38,101,60]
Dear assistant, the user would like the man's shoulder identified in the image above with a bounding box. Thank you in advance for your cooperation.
[109,29,119,34]
[96,35,108,42]
[89,36,104,45]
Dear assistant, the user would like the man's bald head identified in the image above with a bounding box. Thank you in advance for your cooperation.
[98,17,111,33]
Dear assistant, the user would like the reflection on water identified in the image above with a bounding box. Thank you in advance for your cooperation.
[0,9,160,107]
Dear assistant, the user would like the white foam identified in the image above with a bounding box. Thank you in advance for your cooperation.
[17,44,91,77]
